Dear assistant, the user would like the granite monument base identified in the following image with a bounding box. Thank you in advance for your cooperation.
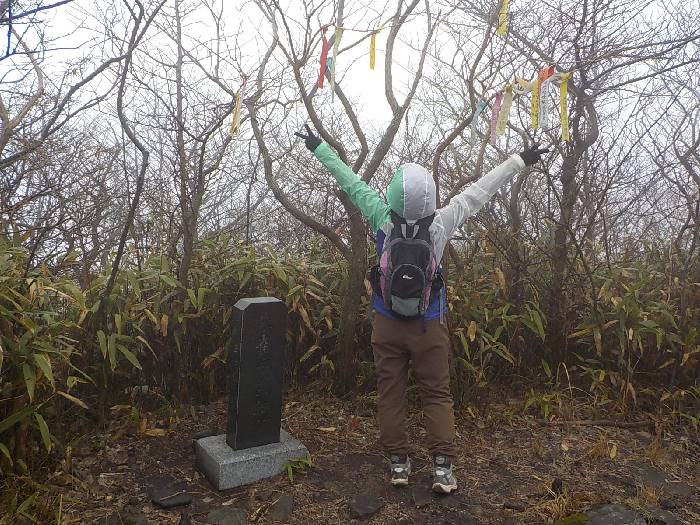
[195,430,308,490]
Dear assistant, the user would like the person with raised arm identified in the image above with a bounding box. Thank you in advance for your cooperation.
[296,124,549,493]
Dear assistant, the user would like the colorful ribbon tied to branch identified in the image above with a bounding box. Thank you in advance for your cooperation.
[531,78,540,129]
[539,65,556,83]
[540,78,551,128]
[531,66,556,129]
[465,99,488,155]
[317,26,330,88]
[497,0,509,37]
[496,85,513,137]
[539,66,556,128]
[370,30,378,70]
[330,27,344,99]
[490,92,504,144]
[560,72,572,141]
[230,90,242,136]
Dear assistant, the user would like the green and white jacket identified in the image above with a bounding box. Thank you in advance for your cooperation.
[313,142,526,319]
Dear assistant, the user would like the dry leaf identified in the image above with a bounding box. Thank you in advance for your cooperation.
[627,382,637,404]
[468,321,477,342]
[160,314,169,337]
[561,441,570,452]
[317,426,336,432]
[143,428,167,437]
[610,443,618,460]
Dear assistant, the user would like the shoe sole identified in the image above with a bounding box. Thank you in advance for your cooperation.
[391,479,409,487]
[391,464,411,487]
[432,482,457,494]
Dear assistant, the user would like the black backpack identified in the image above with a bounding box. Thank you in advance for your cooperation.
[370,211,440,319]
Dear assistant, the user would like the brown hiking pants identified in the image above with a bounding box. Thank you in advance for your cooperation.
[371,313,456,458]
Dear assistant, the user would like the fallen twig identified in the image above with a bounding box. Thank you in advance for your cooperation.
[535,419,654,429]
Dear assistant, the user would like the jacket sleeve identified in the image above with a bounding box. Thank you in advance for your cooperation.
[313,142,391,231]
[438,154,526,239]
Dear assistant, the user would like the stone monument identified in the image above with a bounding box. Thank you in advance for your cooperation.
[195,297,308,490]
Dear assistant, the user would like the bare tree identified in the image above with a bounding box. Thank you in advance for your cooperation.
[245,0,444,393]
[442,0,700,361]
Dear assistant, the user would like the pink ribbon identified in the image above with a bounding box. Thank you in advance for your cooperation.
[490,92,504,144]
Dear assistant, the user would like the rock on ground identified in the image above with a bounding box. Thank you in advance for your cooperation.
[268,493,294,521]
[147,475,192,509]
[349,493,383,520]
[206,507,249,525]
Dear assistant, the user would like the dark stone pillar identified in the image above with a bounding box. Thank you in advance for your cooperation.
[226,297,287,450]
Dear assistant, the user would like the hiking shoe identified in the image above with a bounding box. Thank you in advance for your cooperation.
[389,454,411,487]
[431,455,457,494]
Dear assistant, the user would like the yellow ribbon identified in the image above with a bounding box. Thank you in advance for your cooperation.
[496,85,513,136]
[370,31,377,70]
[230,91,242,136]
[497,0,509,37]
[531,78,540,129]
[560,72,572,141]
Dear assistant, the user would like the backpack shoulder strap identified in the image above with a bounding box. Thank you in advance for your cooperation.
[417,213,435,228]
[411,213,435,242]
[390,210,406,227]
[390,211,407,239]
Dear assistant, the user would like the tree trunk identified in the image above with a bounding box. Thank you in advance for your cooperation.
[333,214,367,395]
[507,171,527,308]
[548,151,580,362]
[547,79,598,363]
[174,0,192,287]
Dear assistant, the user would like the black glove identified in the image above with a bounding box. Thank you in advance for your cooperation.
[519,143,551,166]
[294,124,322,152]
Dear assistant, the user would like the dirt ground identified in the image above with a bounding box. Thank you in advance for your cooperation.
[55,390,700,525]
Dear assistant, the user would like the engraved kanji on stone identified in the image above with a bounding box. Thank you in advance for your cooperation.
[226,298,286,450]
[256,330,272,367]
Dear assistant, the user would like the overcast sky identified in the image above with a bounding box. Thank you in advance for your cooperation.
[23,0,434,133]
